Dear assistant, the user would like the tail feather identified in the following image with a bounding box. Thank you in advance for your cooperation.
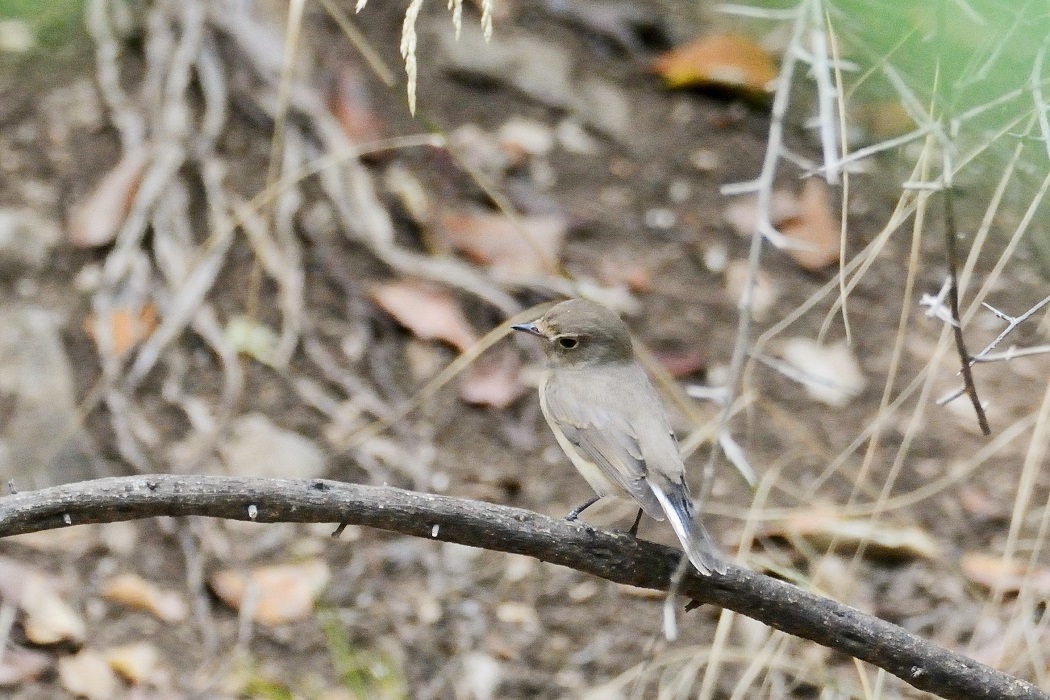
[651,484,727,576]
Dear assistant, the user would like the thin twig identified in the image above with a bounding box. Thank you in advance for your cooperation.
[943,186,991,434]
[705,2,807,497]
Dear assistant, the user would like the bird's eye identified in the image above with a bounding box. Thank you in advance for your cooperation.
[557,336,579,349]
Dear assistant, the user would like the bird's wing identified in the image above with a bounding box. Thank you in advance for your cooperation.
[542,365,669,519]
[543,364,727,574]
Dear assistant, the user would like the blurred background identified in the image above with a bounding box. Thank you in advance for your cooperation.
[2,0,1050,698]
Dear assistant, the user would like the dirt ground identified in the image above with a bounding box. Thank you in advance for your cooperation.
[2,1,1050,699]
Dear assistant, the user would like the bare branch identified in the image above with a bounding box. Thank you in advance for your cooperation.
[0,475,1044,700]
[943,186,991,435]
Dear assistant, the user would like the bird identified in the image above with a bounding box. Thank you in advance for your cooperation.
[512,298,726,575]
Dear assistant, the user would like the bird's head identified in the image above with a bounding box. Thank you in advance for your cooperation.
[512,299,634,368]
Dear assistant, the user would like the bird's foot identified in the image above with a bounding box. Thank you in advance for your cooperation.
[626,508,644,537]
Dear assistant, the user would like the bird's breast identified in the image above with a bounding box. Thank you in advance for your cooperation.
[538,371,620,497]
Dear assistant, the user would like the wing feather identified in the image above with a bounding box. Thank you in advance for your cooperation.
[541,363,726,574]
[542,365,667,518]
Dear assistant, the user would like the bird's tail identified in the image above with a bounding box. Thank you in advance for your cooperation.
[652,482,727,576]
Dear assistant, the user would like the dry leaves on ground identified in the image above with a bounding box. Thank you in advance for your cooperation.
[653,33,778,95]
[763,509,942,561]
[58,650,119,700]
[84,302,158,357]
[779,337,866,407]
[434,210,566,282]
[723,179,840,271]
[0,556,86,645]
[458,349,527,409]
[67,146,150,248]
[779,178,840,271]
[961,552,1050,596]
[100,573,189,623]
[372,280,480,353]
[210,559,331,626]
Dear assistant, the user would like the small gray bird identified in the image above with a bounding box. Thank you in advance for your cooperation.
[513,298,726,575]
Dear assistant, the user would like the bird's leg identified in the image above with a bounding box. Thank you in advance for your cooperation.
[627,508,644,537]
[565,494,602,521]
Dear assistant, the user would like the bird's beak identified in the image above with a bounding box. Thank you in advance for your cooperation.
[511,322,543,337]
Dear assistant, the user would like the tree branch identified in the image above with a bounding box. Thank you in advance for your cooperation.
[0,475,1043,700]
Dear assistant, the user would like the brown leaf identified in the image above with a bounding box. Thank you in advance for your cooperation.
[210,559,330,626]
[58,650,119,700]
[958,486,1006,520]
[101,573,188,623]
[68,146,150,248]
[763,509,941,560]
[435,210,565,281]
[779,337,866,407]
[19,579,86,645]
[328,66,384,145]
[653,33,778,94]
[960,552,1050,595]
[458,350,527,409]
[0,648,51,687]
[84,302,158,357]
[598,254,650,293]
[723,189,800,237]
[371,281,479,352]
[652,347,706,378]
[725,260,779,322]
[779,178,840,270]
[105,642,162,685]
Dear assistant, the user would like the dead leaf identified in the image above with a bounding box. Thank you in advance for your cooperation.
[459,350,527,409]
[328,65,384,145]
[725,260,779,321]
[371,281,479,352]
[958,486,1006,520]
[723,189,800,237]
[84,302,158,357]
[653,33,778,94]
[764,509,941,560]
[20,580,86,646]
[58,650,120,700]
[780,338,866,407]
[598,254,650,293]
[105,642,162,684]
[0,648,51,687]
[210,559,330,626]
[495,601,540,630]
[652,347,706,378]
[961,552,1050,595]
[68,146,150,248]
[101,573,188,623]
[779,178,840,270]
[497,117,555,164]
[435,210,566,282]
